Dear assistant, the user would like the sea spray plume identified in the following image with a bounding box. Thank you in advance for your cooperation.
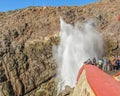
[52,18,104,93]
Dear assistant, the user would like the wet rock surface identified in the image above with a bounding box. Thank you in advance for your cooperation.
[0,0,120,95]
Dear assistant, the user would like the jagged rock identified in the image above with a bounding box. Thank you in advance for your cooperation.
[0,81,15,96]
[0,50,4,57]
[0,0,119,96]
[58,86,73,96]
[0,61,2,66]
[34,77,57,96]
[0,74,7,82]
[12,30,19,38]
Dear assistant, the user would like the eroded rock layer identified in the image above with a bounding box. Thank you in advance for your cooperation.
[0,0,120,95]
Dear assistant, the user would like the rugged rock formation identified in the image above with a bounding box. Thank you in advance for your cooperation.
[0,0,120,95]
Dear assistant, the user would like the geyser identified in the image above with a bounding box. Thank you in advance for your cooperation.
[53,18,104,93]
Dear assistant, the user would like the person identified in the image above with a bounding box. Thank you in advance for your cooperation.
[110,56,116,71]
[98,58,103,69]
[87,59,92,64]
[107,59,112,71]
[103,57,107,71]
[115,56,120,70]
[93,57,97,66]
[117,56,120,69]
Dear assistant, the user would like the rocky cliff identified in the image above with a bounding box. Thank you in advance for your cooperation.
[0,0,120,96]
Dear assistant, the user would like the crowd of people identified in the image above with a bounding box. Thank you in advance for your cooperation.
[86,56,120,71]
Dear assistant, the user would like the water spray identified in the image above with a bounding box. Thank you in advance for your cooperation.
[53,18,104,93]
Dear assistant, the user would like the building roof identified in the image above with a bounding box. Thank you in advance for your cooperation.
[77,64,120,96]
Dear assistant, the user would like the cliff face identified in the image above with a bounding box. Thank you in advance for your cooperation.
[0,0,120,95]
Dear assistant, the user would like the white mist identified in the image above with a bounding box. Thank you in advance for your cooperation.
[53,18,103,93]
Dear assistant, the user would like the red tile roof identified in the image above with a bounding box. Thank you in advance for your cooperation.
[77,64,120,96]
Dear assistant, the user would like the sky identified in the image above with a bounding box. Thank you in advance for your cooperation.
[0,0,97,12]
